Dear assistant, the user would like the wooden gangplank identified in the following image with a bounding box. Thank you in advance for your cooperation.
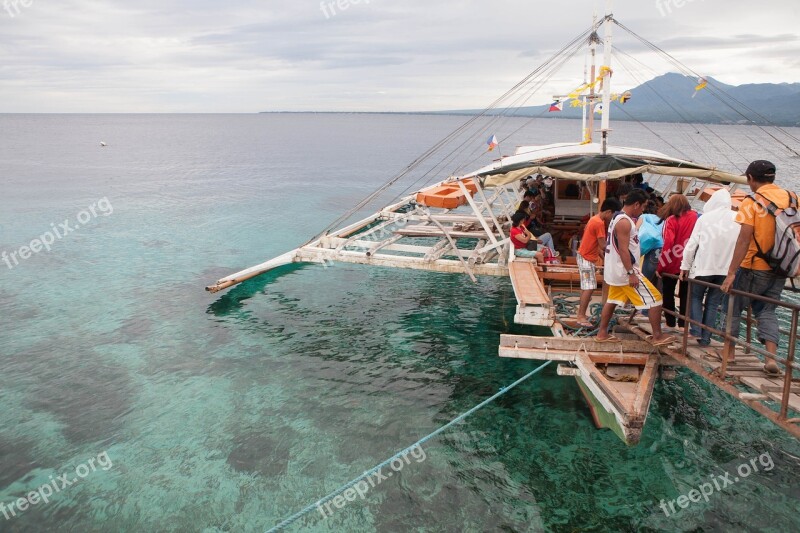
[624,318,800,437]
[509,260,550,306]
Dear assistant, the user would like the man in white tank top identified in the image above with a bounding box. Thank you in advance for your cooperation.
[596,189,674,346]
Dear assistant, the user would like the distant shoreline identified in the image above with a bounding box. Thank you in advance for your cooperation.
[256,111,799,127]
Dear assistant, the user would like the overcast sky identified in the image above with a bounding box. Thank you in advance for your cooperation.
[1,0,798,112]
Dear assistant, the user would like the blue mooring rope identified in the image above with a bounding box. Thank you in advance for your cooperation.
[265,360,553,532]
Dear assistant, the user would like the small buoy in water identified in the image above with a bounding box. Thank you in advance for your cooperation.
[100,142,107,147]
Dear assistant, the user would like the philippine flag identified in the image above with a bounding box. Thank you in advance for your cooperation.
[549,101,564,112]
[487,134,499,152]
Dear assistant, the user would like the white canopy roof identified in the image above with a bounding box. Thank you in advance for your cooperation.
[461,142,746,187]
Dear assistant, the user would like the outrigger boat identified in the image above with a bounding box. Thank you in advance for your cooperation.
[206,10,800,445]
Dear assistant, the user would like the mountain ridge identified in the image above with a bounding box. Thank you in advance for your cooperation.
[430,73,800,126]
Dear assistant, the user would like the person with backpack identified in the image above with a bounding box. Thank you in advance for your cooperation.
[721,160,800,374]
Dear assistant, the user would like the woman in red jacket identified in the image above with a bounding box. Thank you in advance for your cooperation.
[656,194,699,329]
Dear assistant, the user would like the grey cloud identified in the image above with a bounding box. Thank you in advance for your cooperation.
[0,0,798,112]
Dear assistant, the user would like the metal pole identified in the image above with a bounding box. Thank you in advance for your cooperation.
[721,292,736,378]
[779,310,798,419]
[745,305,753,354]
[682,277,692,356]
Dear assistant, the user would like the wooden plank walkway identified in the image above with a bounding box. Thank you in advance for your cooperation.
[622,316,800,425]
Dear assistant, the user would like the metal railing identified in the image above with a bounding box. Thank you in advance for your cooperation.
[660,273,799,422]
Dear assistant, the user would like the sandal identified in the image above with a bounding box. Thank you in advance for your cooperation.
[576,320,594,328]
[595,335,621,343]
[650,336,676,347]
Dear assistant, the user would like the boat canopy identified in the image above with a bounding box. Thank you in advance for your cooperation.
[468,142,746,187]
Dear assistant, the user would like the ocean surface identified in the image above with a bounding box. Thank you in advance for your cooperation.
[1,113,799,532]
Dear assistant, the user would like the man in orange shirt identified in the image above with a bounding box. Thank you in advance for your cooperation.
[576,198,622,327]
[721,160,791,373]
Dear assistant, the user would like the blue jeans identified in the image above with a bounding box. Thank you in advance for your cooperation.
[537,232,555,251]
[641,248,661,288]
[689,274,726,345]
[728,268,786,346]
[639,248,661,317]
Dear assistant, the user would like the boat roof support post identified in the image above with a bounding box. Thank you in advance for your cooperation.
[473,179,507,240]
[457,180,500,245]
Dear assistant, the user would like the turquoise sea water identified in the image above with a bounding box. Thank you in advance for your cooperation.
[1,113,799,532]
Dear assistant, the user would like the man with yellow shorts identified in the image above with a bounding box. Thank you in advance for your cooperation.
[595,189,674,346]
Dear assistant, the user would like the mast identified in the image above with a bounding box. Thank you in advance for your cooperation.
[586,25,600,144]
[585,15,598,144]
[600,1,613,155]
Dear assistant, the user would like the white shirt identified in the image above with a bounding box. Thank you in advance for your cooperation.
[680,189,738,278]
[605,212,640,286]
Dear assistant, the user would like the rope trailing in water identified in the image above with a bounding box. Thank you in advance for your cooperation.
[265,360,553,532]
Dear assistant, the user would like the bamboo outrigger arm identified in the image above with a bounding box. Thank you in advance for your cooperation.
[205,249,301,293]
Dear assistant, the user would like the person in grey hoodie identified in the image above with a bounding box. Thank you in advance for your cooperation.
[679,189,738,346]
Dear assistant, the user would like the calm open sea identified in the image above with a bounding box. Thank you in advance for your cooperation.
[1,113,799,532]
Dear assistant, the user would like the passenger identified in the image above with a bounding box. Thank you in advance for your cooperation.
[679,189,738,346]
[614,183,634,205]
[569,233,580,256]
[595,189,673,345]
[518,189,559,253]
[636,211,664,289]
[721,160,793,373]
[656,194,699,330]
[575,197,622,327]
[518,190,536,211]
[632,173,650,190]
[509,211,544,260]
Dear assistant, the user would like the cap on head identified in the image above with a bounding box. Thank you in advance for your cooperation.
[745,160,776,182]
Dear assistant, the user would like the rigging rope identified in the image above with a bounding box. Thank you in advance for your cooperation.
[265,360,552,532]
[305,18,608,244]
[611,45,748,169]
[611,18,800,156]
[386,22,602,205]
